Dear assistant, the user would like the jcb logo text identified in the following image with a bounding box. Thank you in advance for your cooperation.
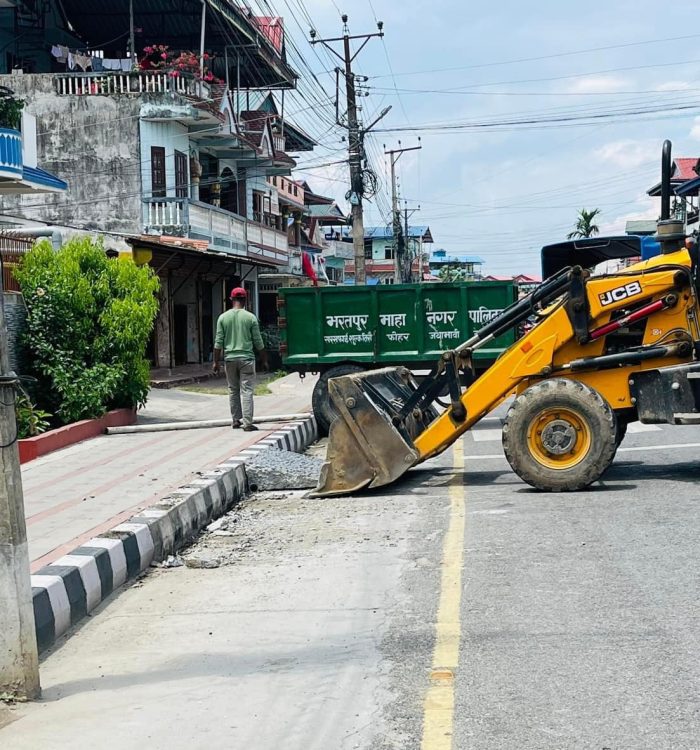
[599,281,642,307]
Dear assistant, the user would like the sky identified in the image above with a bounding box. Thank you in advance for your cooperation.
[265,0,700,276]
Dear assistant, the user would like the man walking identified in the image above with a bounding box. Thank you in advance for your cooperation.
[213,287,267,431]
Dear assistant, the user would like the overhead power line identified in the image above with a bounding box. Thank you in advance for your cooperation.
[368,33,700,79]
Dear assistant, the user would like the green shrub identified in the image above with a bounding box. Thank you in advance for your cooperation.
[15,237,160,425]
[15,390,51,438]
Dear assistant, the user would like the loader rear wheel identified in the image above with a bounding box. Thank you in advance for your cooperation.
[503,378,617,492]
[312,363,366,436]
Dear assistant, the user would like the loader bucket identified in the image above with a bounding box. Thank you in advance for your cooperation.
[312,367,438,497]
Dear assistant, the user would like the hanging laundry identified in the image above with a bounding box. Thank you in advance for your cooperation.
[91,56,104,72]
[73,53,92,71]
[119,58,132,72]
[102,58,120,71]
[67,52,75,70]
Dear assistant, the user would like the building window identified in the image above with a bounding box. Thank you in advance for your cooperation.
[174,150,188,199]
[272,176,277,186]
[293,185,298,196]
[151,147,166,198]
[384,245,394,260]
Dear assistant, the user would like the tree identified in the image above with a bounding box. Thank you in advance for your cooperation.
[438,264,467,282]
[15,236,160,425]
[567,208,601,239]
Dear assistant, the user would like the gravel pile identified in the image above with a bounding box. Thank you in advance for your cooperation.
[246,448,324,491]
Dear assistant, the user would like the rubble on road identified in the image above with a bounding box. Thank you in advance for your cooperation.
[245,448,324,491]
[184,554,222,569]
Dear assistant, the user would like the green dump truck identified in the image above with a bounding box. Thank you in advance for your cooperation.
[278,281,518,432]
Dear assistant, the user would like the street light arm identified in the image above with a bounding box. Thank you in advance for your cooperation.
[363,105,393,134]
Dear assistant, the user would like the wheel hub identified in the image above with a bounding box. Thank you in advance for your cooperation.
[540,419,577,455]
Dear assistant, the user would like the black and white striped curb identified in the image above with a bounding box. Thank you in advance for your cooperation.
[31,417,318,652]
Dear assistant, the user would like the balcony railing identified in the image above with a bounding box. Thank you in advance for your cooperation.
[0,128,23,180]
[246,220,289,254]
[54,72,211,99]
[144,197,288,261]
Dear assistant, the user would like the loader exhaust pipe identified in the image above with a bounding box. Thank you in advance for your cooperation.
[660,139,672,221]
[656,139,686,254]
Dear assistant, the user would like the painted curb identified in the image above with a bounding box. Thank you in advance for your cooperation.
[31,417,318,653]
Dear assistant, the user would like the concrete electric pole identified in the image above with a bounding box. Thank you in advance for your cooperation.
[0,298,39,699]
[311,15,389,285]
[403,201,421,282]
[384,141,421,283]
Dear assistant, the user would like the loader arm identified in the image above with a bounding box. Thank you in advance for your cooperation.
[313,247,697,497]
[417,253,696,461]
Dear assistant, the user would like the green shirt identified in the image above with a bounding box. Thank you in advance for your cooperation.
[214,308,264,360]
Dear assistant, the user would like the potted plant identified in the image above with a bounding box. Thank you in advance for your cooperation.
[0,86,24,130]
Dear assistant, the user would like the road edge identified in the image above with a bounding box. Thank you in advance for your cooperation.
[30,417,318,653]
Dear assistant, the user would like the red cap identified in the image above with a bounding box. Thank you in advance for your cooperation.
[230,287,247,299]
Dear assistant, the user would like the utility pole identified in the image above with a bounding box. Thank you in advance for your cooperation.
[403,201,421,282]
[311,15,389,285]
[0,294,39,698]
[384,141,421,283]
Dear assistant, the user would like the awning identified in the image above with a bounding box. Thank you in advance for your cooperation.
[0,166,68,194]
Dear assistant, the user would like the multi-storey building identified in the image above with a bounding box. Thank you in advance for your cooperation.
[0,2,323,369]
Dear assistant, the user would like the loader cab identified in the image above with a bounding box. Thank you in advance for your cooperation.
[540,235,661,280]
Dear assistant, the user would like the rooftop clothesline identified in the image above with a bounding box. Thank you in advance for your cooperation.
[50,44,133,73]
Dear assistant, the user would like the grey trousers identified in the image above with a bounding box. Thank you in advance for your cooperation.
[225,358,255,427]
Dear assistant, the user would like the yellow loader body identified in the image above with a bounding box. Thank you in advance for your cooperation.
[314,247,700,497]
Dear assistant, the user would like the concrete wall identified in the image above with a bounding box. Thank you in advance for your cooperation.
[0,74,142,235]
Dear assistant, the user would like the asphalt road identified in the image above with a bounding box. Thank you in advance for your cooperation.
[2,418,699,748]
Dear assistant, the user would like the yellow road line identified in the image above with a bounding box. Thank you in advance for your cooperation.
[421,440,466,750]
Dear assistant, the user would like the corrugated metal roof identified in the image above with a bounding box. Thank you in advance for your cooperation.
[306,203,346,220]
[364,225,432,240]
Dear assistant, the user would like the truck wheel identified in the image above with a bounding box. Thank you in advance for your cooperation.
[502,378,617,492]
[312,364,366,436]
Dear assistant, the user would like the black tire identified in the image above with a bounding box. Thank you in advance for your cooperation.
[502,378,617,492]
[613,408,635,448]
[614,416,628,447]
[312,363,366,435]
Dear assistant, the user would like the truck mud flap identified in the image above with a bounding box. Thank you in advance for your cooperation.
[311,368,438,497]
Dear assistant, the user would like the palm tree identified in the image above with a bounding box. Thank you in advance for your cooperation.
[567,208,601,239]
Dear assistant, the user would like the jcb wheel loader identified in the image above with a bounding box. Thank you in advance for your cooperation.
[313,141,700,497]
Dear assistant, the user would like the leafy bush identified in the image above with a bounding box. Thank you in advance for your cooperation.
[15,390,51,438]
[15,237,160,425]
[0,89,24,129]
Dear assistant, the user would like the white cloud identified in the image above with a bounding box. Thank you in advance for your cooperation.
[690,116,700,141]
[566,75,630,94]
[598,203,658,236]
[656,80,694,92]
[594,139,659,169]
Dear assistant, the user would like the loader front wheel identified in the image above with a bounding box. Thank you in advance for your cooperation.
[503,379,617,492]
[312,363,366,435]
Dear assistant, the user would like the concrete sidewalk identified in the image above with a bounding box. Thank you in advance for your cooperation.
[21,373,317,571]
